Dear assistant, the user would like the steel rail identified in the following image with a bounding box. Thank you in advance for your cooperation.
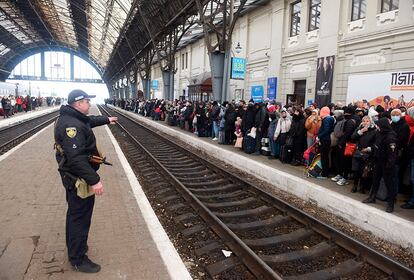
[99,105,282,280]
[0,114,58,155]
[103,105,414,279]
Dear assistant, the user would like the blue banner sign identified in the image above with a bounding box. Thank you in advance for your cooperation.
[151,80,159,90]
[267,77,277,100]
[230,57,246,80]
[251,85,264,102]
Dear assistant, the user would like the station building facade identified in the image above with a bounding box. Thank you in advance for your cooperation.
[146,0,414,107]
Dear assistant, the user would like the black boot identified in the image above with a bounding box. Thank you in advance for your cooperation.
[73,256,101,273]
[351,185,358,193]
[386,204,394,213]
[362,196,376,203]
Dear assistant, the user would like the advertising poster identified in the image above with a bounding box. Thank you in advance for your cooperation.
[267,77,277,100]
[151,80,159,90]
[315,55,335,107]
[347,71,414,108]
[230,57,246,80]
[251,85,264,102]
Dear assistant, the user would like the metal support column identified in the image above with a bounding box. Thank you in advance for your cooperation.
[40,52,46,80]
[70,53,75,81]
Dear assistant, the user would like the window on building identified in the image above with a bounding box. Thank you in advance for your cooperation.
[308,0,321,31]
[381,0,399,13]
[181,54,185,70]
[351,0,367,21]
[290,1,301,37]
[185,52,188,69]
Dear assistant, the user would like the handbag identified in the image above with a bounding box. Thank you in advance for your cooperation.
[234,137,243,148]
[344,142,357,157]
[352,150,369,160]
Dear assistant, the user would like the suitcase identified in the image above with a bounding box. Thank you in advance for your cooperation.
[243,136,256,154]
[261,146,271,156]
[280,145,293,164]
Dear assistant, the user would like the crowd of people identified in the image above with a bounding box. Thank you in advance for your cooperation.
[108,97,414,213]
[0,95,61,118]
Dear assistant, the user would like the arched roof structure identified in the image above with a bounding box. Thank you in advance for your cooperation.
[0,0,268,84]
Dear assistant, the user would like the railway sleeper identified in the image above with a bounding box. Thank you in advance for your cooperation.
[194,241,223,257]
[226,215,292,230]
[214,205,273,218]
[188,184,240,193]
[195,190,246,200]
[205,257,241,278]
[184,178,229,187]
[259,241,335,264]
[181,224,206,237]
[174,213,197,223]
[283,259,363,280]
[244,228,314,248]
[203,197,256,209]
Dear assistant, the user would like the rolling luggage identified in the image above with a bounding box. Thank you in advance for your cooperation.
[280,145,293,164]
[306,154,323,178]
[243,136,256,154]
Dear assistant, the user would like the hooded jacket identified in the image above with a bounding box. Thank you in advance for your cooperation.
[390,117,410,151]
[374,118,398,169]
[54,105,110,186]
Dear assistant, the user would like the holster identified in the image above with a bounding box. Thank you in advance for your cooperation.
[75,178,95,199]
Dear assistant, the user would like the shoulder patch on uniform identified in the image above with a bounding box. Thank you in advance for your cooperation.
[66,127,77,138]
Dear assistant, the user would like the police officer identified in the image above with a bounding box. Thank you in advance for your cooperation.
[362,117,398,213]
[54,89,117,273]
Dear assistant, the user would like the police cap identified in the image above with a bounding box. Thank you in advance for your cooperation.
[68,89,96,104]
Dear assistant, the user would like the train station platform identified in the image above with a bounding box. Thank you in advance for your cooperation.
[0,107,191,280]
[111,106,414,251]
[0,105,59,129]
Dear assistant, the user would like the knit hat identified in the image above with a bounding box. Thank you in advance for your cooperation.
[320,106,330,118]
[344,106,355,115]
[368,107,379,118]
[406,107,414,119]
[333,109,344,119]
[267,105,276,113]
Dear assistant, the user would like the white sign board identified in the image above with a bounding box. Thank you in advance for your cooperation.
[347,71,414,108]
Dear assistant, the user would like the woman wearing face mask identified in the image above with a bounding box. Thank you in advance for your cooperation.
[390,108,410,193]
[368,107,379,123]
[350,116,377,193]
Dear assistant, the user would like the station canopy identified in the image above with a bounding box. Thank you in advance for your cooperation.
[0,0,267,83]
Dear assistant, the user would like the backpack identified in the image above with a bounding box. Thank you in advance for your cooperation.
[333,119,346,138]
[306,154,322,178]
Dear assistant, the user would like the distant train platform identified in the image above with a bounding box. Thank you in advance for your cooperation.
[111,105,414,250]
[0,107,191,280]
[0,105,59,129]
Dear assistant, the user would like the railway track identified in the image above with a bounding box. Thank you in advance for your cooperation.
[0,110,60,155]
[100,105,413,280]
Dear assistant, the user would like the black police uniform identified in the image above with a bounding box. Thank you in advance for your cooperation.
[54,104,109,266]
[365,118,398,212]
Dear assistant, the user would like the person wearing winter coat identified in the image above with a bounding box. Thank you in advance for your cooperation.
[273,109,291,157]
[290,108,307,165]
[224,103,237,144]
[241,102,255,136]
[195,102,207,137]
[401,107,414,209]
[390,108,410,192]
[350,116,377,193]
[332,106,361,186]
[305,109,321,148]
[317,106,335,178]
[218,102,228,143]
[363,118,398,213]
[267,110,280,159]
[211,101,220,140]
[253,103,267,154]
